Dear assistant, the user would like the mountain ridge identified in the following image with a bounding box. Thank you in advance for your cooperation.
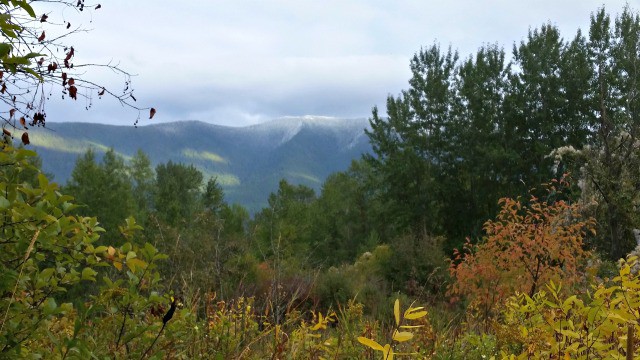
[28,117,372,212]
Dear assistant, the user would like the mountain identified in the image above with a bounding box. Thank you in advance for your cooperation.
[28,116,372,212]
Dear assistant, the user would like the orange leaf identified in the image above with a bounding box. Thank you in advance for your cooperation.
[38,31,45,42]
[21,132,29,145]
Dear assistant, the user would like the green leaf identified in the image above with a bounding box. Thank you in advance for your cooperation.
[0,43,11,57]
[81,267,97,281]
[126,258,146,273]
[43,297,57,315]
[14,0,36,18]
[0,196,9,209]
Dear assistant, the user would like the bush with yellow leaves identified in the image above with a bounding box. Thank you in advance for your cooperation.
[501,256,640,359]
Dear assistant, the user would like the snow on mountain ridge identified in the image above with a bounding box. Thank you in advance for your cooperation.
[247,116,370,149]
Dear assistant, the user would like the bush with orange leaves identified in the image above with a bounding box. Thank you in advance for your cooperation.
[448,189,595,323]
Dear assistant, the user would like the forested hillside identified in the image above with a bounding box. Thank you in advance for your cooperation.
[3,2,640,359]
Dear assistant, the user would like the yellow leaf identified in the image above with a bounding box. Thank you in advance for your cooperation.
[394,299,400,326]
[404,310,428,320]
[113,261,123,271]
[404,306,427,320]
[357,337,385,352]
[383,344,394,360]
[392,330,414,342]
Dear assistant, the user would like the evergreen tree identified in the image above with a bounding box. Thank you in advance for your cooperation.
[129,149,155,219]
[153,161,204,227]
[65,148,135,244]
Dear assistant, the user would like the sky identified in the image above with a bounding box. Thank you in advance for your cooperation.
[40,0,635,127]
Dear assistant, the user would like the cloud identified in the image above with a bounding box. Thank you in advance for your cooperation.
[38,0,632,126]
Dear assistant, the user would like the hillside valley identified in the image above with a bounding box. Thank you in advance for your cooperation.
[29,116,372,212]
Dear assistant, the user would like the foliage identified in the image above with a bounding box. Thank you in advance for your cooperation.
[153,161,203,227]
[449,182,595,322]
[501,256,640,359]
[364,5,640,260]
[64,148,136,243]
[0,140,176,358]
[0,140,102,356]
[358,298,429,359]
[546,7,640,260]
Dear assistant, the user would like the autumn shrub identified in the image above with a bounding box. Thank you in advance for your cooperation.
[449,189,595,324]
[500,255,640,359]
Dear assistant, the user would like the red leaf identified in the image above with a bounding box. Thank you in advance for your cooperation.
[37,57,45,66]
[40,14,48,22]
[69,85,77,100]
[65,47,74,61]
[3,128,11,137]
[1,83,6,94]
[68,78,75,86]
[62,72,67,85]
[149,108,156,119]
[38,31,45,42]
[19,116,26,128]
[21,132,29,145]
[9,109,15,118]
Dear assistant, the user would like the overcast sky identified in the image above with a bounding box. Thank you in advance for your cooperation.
[42,0,634,127]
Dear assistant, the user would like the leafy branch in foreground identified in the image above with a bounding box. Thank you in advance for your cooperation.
[0,0,155,142]
[358,298,428,359]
